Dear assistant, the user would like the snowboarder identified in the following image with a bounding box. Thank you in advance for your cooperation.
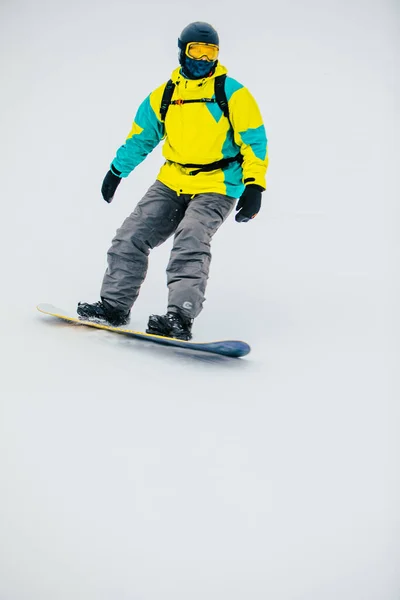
[78,21,268,340]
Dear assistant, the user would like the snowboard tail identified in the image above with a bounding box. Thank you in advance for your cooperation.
[37,304,251,358]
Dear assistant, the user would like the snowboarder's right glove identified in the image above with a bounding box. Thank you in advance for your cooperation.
[101,166,122,203]
[235,184,264,223]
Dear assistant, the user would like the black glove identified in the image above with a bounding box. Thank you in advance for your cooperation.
[235,184,264,223]
[101,166,122,203]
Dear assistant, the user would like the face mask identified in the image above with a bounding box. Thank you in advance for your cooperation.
[182,57,215,79]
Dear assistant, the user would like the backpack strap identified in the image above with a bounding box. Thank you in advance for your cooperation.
[214,74,230,121]
[177,152,243,176]
[160,79,175,122]
[171,98,216,106]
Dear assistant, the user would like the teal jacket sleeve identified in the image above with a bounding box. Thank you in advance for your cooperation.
[111,94,164,177]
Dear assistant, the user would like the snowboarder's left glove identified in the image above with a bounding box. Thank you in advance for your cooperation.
[101,166,122,203]
[235,184,264,223]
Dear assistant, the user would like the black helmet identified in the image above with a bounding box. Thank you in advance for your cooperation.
[178,22,219,49]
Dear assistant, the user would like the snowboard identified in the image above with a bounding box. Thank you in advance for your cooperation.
[37,304,251,358]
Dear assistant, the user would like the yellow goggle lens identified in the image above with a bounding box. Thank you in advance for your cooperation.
[185,42,219,62]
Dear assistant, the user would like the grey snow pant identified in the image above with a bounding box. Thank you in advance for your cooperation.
[100,180,235,319]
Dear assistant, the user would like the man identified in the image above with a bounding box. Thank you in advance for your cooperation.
[77,21,268,340]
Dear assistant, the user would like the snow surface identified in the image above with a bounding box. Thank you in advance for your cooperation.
[0,1,398,599]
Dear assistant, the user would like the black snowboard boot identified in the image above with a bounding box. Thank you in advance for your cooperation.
[77,299,130,327]
[146,311,193,341]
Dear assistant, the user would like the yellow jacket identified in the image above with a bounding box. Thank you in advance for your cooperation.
[112,64,268,198]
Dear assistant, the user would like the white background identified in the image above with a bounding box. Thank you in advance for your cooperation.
[0,0,398,598]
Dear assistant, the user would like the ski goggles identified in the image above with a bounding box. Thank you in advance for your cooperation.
[185,42,219,62]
